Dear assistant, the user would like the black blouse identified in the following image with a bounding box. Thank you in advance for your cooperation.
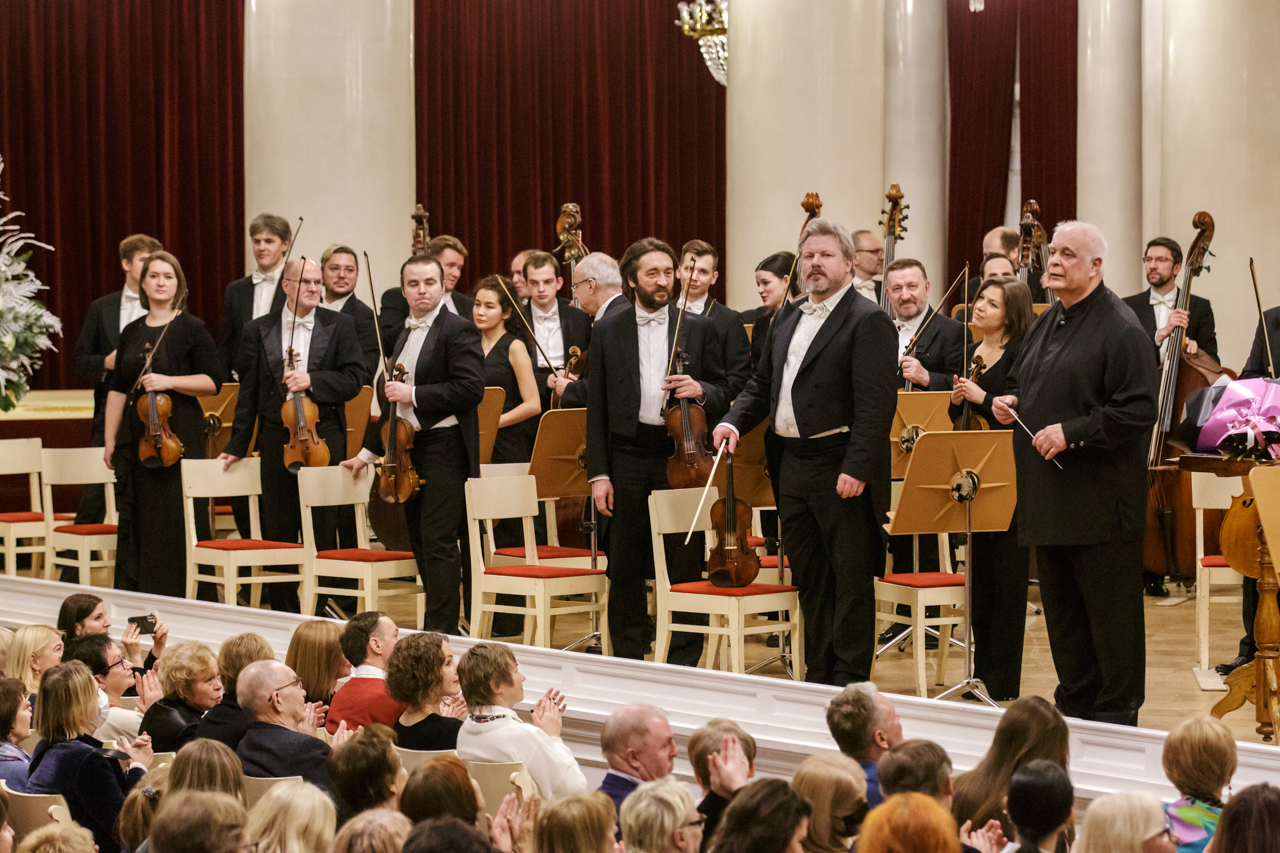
[393,713,463,751]
[948,340,1022,431]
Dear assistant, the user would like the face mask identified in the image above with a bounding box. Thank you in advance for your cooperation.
[96,688,110,729]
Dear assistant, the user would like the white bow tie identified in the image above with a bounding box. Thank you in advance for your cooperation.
[122,289,140,303]
[1150,289,1178,309]
[284,311,315,332]
[252,271,276,286]
[800,301,830,318]
[405,317,432,332]
[636,311,668,326]
[533,306,558,324]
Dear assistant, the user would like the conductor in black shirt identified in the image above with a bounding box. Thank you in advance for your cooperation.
[993,221,1158,726]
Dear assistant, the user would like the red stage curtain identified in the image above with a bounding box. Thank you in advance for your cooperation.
[0,0,244,392]
[414,0,727,300]
[1019,0,1078,238]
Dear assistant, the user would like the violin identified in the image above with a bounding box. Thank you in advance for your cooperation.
[280,346,330,474]
[665,277,714,489]
[707,452,760,588]
[1018,200,1054,306]
[550,346,584,410]
[377,363,420,503]
[952,354,990,431]
[879,184,907,314]
[136,341,184,468]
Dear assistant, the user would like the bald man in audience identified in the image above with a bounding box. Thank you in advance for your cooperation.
[825,683,903,808]
[597,704,678,814]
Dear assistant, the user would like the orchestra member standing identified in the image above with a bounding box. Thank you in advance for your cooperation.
[992,221,1158,726]
[677,240,752,398]
[523,251,591,448]
[218,214,291,382]
[712,219,898,685]
[473,276,542,466]
[849,230,885,306]
[510,249,535,302]
[378,236,473,348]
[742,252,801,367]
[320,244,382,380]
[549,252,628,410]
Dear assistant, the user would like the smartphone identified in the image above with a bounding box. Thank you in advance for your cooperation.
[128,614,157,635]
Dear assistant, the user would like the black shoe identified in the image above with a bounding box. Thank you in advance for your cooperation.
[1144,576,1170,597]
[766,634,780,648]
[1215,654,1254,676]
[878,624,909,645]
[925,634,939,650]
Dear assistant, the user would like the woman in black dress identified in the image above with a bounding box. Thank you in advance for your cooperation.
[472,276,541,465]
[103,252,220,598]
[948,274,1034,700]
[745,251,802,368]
[386,632,465,751]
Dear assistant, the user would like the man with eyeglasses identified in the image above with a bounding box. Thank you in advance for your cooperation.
[548,252,627,409]
[1121,237,1218,364]
[849,230,886,307]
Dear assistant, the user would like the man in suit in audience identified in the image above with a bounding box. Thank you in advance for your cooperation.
[550,252,628,410]
[677,240,752,399]
[326,611,406,733]
[522,250,591,446]
[850,229,885,307]
[826,683,903,808]
[597,704,677,814]
[71,233,163,525]
[236,659,351,791]
[218,213,292,382]
[378,235,474,348]
[321,244,383,380]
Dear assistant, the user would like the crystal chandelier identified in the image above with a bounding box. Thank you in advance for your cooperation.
[676,0,729,87]
[970,0,985,10]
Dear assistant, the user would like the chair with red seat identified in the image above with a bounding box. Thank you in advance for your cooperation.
[648,488,803,678]
[872,559,966,698]
[0,438,74,578]
[41,447,118,587]
[1191,472,1245,673]
[296,465,424,623]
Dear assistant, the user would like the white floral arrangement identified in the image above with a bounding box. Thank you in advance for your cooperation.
[0,155,62,412]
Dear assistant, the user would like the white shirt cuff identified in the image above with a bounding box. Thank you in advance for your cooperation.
[358,448,378,465]
[588,475,610,483]
[722,424,740,438]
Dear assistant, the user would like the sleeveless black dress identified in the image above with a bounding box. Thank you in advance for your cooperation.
[483,332,532,464]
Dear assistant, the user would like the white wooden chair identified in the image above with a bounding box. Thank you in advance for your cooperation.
[394,745,456,774]
[243,774,302,808]
[297,466,424,623]
[1192,473,1245,672]
[873,536,966,697]
[463,760,535,821]
[0,438,72,577]
[648,488,803,677]
[41,448,117,587]
[2,779,71,842]
[181,458,304,606]
[465,475,609,650]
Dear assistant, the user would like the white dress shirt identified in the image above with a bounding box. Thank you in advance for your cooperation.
[252,264,283,319]
[684,294,709,315]
[852,276,878,304]
[440,292,458,314]
[280,307,316,401]
[531,300,565,369]
[773,282,854,438]
[455,706,588,802]
[326,293,353,313]
[895,309,927,360]
[119,287,145,332]
[350,664,388,679]
[1151,286,1178,359]
[595,292,625,319]
[636,305,670,426]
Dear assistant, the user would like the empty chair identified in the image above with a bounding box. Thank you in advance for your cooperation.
[463,760,535,823]
[0,438,70,577]
[41,448,118,587]
[2,778,71,842]
[242,774,302,809]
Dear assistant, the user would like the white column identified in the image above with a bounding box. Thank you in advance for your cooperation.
[1077,0,1143,296]
[244,0,415,303]
[1158,2,1280,373]
[883,0,947,299]
[725,0,885,311]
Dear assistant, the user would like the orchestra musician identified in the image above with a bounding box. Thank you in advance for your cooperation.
[474,276,542,465]
[967,226,1046,303]
[712,218,899,685]
[992,221,1158,726]
[343,255,485,634]
[743,251,802,369]
[509,249,535,302]
[378,235,474,348]
[587,238,731,665]
[676,240,752,398]
[218,258,368,613]
[217,213,291,382]
[849,230,885,306]
[522,251,591,447]
[548,252,628,410]
[320,244,383,380]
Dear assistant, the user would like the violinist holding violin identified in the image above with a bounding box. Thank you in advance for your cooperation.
[103,252,220,598]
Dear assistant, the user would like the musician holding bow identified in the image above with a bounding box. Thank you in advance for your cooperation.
[522,251,591,445]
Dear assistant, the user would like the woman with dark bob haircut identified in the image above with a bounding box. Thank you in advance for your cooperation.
[707,778,811,853]
[385,632,465,751]
[1210,783,1280,853]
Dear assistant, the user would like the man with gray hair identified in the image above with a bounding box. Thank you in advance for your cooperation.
[993,220,1157,726]
[825,682,902,806]
[597,704,677,813]
[550,251,626,409]
[713,218,898,685]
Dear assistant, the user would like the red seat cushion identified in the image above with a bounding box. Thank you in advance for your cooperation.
[0,512,73,523]
[747,536,767,548]
[195,539,303,551]
[670,581,797,597]
[484,565,603,580]
[881,573,966,589]
[493,545,593,560]
[53,524,117,536]
[316,548,415,563]
[1200,555,1229,568]
[214,506,235,515]
[759,555,789,568]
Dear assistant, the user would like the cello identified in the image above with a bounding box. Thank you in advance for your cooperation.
[879,184,907,315]
[279,258,330,474]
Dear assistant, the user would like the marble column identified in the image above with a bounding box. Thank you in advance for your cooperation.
[725,0,885,311]
[243,0,415,302]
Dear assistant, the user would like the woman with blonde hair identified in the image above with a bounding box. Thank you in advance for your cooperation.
[330,809,412,853]
[194,632,274,751]
[284,620,349,705]
[535,791,621,853]
[791,752,868,852]
[14,823,96,853]
[6,625,62,696]
[167,738,246,804]
[620,776,701,853]
[245,779,335,853]
[140,642,221,752]
[150,791,248,853]
[1162,716,1236,853]
[1074,792,1174,853]
[858,793,960,853]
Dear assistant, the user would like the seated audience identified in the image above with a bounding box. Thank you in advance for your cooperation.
[285,620,349,705]
[168,738,247,804]
[0,628,13,675]
[7,625,62,698]
[245,779,336,853]
[327,612,405,734]
[402,817,494,853]
[1074,792,1173,853]
[825,682,903,807]
[235,659,349,791]
[14,823,96,853]
[140,642,221,752]
[149,791,247,853]
[27,661,153,853]
[399,754,484,825]
[598,704,677,813]
[1162,716,1237,853]
[64,633,159,742]
[118,764,168,853]
[620,776,703,853]
[687,719,757,799]
[57,593,168,670]
[706,778,810,853]
[694,734,752,849]
[455,642,587,800]
[879,739,1006,852]
[951,696,1069,839]
[331,809,412,853]
[859,792,961,853]
[536,791,621,853]
[1005,759,1073,853]
[1211,783,1280,853]
[385,632,465,751]
[194,633,274,750]
[791,752,867,852]
[0,679,32,792]
[328,723,409,815]
[0,787,9,853]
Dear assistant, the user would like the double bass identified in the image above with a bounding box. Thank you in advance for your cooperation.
[549,203,590,410]
[1018,200,1053,307]
[879,184,907,315]
[782,193,824,288]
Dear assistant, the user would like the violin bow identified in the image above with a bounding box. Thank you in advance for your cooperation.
[684,438,728,545]
[128,289,188,397]
[1250,258,1275,379]
[662,275,693,407]
[282,255,310,388]
[362,251,393,383]
[494,275,565,380]
[904,263,967,359]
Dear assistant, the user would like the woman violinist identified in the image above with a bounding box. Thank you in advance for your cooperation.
[743,252,803,369]
[472,276,542,465]
[102,252,220,597]
[947,274,1033,700]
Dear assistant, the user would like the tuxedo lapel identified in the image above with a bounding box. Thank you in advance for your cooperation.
[1133,297,1157,337]
[262,317,285,384]
[104,291,124,349]
[238,280,254,325]
[797,287,855,375]
[620,308,641,396]
[308,312,333,372]
[417,318,443,380]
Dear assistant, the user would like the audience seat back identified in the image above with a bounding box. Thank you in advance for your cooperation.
[243,774,302,809]
[1,779,71,843]
[464,760,535,823]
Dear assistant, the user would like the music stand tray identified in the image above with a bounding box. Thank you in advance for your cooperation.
[891,391,954,480]
[477,387,506,467]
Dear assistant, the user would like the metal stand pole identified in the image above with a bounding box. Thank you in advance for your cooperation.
[562,499,605,652]
[935,476,1000,708]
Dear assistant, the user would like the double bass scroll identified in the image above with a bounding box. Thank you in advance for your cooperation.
[879,184,907,315]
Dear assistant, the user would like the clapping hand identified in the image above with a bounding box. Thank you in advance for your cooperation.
[707,734,751,799]
[530,689,566,737]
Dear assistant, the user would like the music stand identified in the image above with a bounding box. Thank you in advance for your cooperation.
[200,383,239,536]
[477,387,506,466]
[888,430,1017,707]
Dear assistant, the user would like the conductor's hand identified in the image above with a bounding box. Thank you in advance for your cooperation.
[1032,424,1067,461]
[663,373,704,402]
[592,479,614,518]
[711,425,738,456]
[340,457,367,480]
[384,380,413,404]
[216,453,240,471]
[899,355,929,388]
[836,474,865,498]
[991,395,1018,426]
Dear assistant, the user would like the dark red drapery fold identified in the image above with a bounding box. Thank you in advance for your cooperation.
[1019,0,1078,239]
[0,0,244,392]
[414,0,727,300]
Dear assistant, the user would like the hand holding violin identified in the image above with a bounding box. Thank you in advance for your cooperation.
[950,376,986,407]
[663,373,704,401]
[340,457,367,479]
[384,380,413,404]
[140,373,174,393]
[711,424,738,455]
[283,369,311,394]
[900,355,929,388]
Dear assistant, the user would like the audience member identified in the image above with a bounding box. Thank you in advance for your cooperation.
[536,791,621,853]
[791,752,867,852]
[328,723,408,815]
[598,704,677,813]
[168,738,247,804]
[140,642,221,752]
[1211,783,1280,853]
[951,696,1069,839]
[1074,792,1173,853]
[64,633,159,742]
[149,791,247,853]
[194,633,275,750]
[0,679,32,792]
[327,612,405,734]
[56,593,168,670]
[455,642,587,800]
[1005,759,1073,853]
[118,763,168,853]
[697,734,752,849]
[27,661,153,853]
[1162,716,1236,853]
[687,720,757,797]
[245,779,336,853]
[385,632,465,751]
[0,629,13,677]
[825,682,903,807]
[330,809,412,853]
[858,792,961,853]
[878,739,1006,852]
[14,824,95,853]
[620,776,703,853]
[7,625,62,697]
[285,620,349,705]
[706,778,810,853]
[235,659,348,791]
[399,754,483,824]
[401,817,492,853]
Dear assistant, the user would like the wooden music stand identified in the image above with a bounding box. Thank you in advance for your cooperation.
[891,391,953,480]
[477,387,506,466]
[200,383,239,459]
[344,385,374,460]
[888,430,1017,707]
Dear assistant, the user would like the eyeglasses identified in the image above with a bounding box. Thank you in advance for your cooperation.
[101,657,129,675]
[272,676,302,694]
[855,249,885,257]
[571,277,595,294]
[1142,255,1175,265]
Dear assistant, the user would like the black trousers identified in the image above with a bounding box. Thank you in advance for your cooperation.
[1036,539,1145,726]
[606,431,707,665]
[970,525,1029,700]
[778,436,884,686]
[405,427,470,634]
